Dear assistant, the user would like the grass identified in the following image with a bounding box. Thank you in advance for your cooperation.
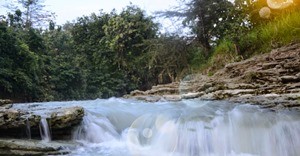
[243,9,300,55]
[197,9,300,75]
[206,40,241,75]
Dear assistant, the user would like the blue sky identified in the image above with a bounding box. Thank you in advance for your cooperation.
[0,0,178,26]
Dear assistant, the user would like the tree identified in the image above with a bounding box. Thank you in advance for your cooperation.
[102,5,158,90]
[70,12,116,98]
[103,5,157,68]
[0,21,41,101]
[4,0,55,28]
[7,9,23,28]
[157,0,237,56]
[144,35,192,84]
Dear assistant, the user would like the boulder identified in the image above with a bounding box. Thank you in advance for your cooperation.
[0,108,40,129]
[0,99,12,106]
[50,106,84,129]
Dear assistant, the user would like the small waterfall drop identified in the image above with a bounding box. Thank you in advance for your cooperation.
[25,117,31,139]
[39,117,51,142]
[73,111,119,143]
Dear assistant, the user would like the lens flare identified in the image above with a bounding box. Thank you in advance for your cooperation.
[267,0,294,9]
[259,7,272,18]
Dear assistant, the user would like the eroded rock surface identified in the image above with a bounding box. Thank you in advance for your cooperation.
[0,106,84,139]
[0,102,84,155]
[127,43,300,109]
[0,108,40,129]
[50,106,84,129]
[0,99,12,106]
[0,139,76,155]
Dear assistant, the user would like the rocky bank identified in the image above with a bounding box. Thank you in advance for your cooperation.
[0,100,84,155]
[127,43,300,109]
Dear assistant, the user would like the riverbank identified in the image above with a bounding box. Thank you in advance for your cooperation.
[0,100,84,155]
[126,43,300,110]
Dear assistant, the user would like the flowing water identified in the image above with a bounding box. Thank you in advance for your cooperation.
[13,98,300,156]
[25,116,32,139]
[39,117,52,142]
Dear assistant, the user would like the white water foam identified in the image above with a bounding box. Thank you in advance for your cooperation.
[69,99,300,156]
[12,98,300,156]
[39,117,51,142]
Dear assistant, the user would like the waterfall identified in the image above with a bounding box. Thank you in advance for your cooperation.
[73,111,120,143]
[39,117,51,142]
[12,98,300,156]
[25,117,31,140]
[69,99,300,156]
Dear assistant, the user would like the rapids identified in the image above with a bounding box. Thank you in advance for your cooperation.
[13,98,300,156]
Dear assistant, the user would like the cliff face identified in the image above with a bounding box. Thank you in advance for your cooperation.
[127,43,300,109]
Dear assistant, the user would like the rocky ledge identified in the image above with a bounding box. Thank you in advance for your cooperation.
[0,99,12,106]
[0,104,84,155]
[0,139,77,156]
[0,105,84,139]
[127,43,300,109]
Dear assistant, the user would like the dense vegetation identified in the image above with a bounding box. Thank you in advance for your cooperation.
[0,0,299,102]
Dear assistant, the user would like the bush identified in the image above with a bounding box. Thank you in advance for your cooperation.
[205,40,241,75]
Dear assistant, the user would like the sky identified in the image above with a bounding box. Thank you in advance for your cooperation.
[0,0,181,31]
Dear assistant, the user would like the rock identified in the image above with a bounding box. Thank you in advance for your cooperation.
[0,108,42,130]
[0,106,85,140]
[134,95,162,102]
[162,95,182,101]
[147,87,179,95]
[181,92,203,99]
[0,99,12,106]
[283,62,300,69]
[0,139,76,155]
[2,104,13,109]
[212,89,256,99]
[280,76,300,83]
[199,93,215,100]
[287,82,300,89]
[50,106,84,129]
[261,62,279,69]
[0,109,40,129]
[130,90,146,96]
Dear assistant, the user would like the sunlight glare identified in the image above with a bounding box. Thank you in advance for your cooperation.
[267,0,294,9]
[259,7,271,18]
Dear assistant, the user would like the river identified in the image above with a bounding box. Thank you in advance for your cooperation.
[13,98,300,156]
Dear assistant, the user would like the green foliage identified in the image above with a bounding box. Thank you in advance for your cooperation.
[0,22,41,101]
[66,5,159,98]
[144,35,192,83]
[1,1,299,102]
[238,9,300,57]
[99,5,159,92]
[159,0,241,56]
[188,45,207,71]
[194,7,300,74]
[207,40,241,73]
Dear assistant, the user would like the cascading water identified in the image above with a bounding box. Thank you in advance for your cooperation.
[12,98,300,156]
[73,112,120,143]
[25,116,32,139]
[39,117,51,142]
[66,99,300,156]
